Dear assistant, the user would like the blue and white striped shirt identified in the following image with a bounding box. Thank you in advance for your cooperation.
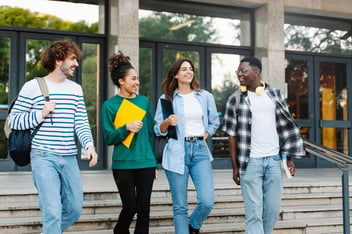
[8,78,94,156]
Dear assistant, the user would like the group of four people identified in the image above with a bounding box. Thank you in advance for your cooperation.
[8,39,304,234]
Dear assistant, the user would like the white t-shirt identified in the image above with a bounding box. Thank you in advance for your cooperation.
[181,92,204,137]
[248,91,279,157]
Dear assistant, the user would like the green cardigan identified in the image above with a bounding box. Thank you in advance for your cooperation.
[101,95,157,169]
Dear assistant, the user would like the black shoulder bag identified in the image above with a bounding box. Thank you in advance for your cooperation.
[6,78,50,166]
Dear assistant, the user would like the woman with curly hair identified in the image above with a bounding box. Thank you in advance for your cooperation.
[101,51,157,234]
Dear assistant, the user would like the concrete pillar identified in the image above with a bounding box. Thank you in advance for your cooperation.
[255,0,287,96]
[107,0,139,168]
[108,0,139,84]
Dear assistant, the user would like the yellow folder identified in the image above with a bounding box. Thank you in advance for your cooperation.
[114,99,146,148]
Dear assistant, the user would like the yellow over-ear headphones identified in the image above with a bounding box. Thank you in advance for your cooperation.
[255,81,266,96]
[240,81,266,96]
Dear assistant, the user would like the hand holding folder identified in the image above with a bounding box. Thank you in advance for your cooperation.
[160,99,177,139]
[114,99,146,148]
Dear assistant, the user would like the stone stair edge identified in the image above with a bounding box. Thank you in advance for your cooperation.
[63,217,352,234]
[1,204,350,227]
[0,191,350,214]
[0,191,349,211]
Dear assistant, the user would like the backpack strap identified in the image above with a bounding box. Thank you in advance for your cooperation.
[36,77,50,101]
[36,77,52,125]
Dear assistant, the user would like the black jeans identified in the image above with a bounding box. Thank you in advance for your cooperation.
[112,167,155,234]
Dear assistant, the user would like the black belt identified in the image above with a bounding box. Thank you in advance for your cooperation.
[184,136,204,141]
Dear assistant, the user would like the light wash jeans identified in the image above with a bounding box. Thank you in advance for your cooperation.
[241,154,282,234]
[31,149,83,234]
[165,140,214,234]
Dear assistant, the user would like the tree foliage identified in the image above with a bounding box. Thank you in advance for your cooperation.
[0,6,97,32]
[285,25,351,55]
[138,12,217,103]
[139,12,216,43]
[0,6,98,102]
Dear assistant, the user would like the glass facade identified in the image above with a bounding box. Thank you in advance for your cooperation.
[285,14,352,55]
[211,53,241,158]
[285,59,309,119]
[0,37,10,160]
[0,1,102,34]
[1,0,351,170]
[139,10,251,46]
[139,48,153,100]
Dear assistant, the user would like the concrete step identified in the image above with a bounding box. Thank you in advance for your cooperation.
[2,183,349,203]
[64,217,352,234]
[1,203,351,233]
[1,169,351,233]
[1,191,349,219]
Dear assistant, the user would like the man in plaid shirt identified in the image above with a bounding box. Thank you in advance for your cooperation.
[222,57,305,234]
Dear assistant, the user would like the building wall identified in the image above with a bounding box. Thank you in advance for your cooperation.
[107,0,351,169]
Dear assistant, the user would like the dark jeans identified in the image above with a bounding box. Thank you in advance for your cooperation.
[112,167,155,234]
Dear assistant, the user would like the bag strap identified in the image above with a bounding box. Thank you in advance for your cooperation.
[32,77,51,134]
[36,77,50,101]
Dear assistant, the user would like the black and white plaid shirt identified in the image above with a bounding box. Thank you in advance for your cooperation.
[222,86,305,174]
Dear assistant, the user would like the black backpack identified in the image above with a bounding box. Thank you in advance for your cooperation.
[4,78,49,166]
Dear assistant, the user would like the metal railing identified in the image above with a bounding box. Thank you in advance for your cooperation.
[303,138,352,234]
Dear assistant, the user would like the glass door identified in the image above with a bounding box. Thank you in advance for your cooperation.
[0,33,17,170]
[286,55,352,168]
[285,55,315,167]
[208,51,251,168]
[0,31,106,171]
[315,57,352,167]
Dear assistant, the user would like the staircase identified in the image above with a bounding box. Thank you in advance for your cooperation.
[0,169,351,234]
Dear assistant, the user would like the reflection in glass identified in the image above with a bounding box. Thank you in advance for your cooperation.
[211,53,240,116]
[0,3,101,34]
[320,62,347,121]
[284,13,352,56]
[211,53,240,158]
[139,48,152,101]
[320,62,348,151]
[0,37,10,159]
[0,37,10,106]
[81,43,99,146]
[284,24,352,55]
[0,120,6,159]
[26,39,53,81]
[321,127,348,154]
[285,59,309,119]
[139,10,251,46]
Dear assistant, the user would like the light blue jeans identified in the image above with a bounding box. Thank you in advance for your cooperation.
[165,140,214,234]
[241,154,282,234]
[31,149,83,234]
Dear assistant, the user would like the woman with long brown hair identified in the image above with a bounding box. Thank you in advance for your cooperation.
[154,58,220,234]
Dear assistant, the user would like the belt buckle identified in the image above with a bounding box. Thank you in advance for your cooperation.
[185,136,196,141]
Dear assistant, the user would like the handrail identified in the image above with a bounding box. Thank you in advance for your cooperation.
[303,138,351,234]
[303,138,352,168]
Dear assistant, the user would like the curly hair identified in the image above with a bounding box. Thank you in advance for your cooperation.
[107,51,134,87]
[40,39,82,73]
[162,58,200,100]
